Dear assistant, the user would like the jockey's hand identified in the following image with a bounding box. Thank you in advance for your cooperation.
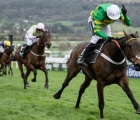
[121,5,127,16]
[36,35,41,38]
[107,37,114,42]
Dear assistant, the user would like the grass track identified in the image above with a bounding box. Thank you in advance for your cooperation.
[0,69,140,120]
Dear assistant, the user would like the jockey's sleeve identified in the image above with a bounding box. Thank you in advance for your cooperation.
[95,31,108,40]
[0,41,4,46]
[120,13,131,26]
[26,26,36,39]
[90,4,114,40]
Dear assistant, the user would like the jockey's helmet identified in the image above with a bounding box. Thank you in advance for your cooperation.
[36,23,45,31]
[106,5,120,20]
[4,40,11,47]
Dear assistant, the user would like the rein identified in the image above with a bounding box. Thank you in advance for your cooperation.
[112,38,139,64]
[3,53,8,57]
[31,32,46,56]
[125,38,139,63]
[96,38,138,65]
[37,37,45,47]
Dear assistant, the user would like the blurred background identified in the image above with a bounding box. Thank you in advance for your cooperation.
[0,0,140,58]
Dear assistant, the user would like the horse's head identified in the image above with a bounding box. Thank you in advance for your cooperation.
[40,29,51,49]
[123,31,140,71]
[4,45,15,56]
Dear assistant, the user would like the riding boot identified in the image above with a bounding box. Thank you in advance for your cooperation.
[19,45,30,58]
[77,42,95,66]
[0,52,3,58]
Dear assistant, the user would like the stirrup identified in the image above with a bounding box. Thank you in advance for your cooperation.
[77,58,83,64]
[77,59,88,66]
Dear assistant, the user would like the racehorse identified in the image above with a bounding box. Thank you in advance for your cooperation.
[15,29,51,89]
[0,45,14,76]
[4,52,16,76]
[53,31,140,118]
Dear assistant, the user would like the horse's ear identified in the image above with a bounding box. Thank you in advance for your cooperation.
[135,31,139,38]
[123,30,131,39]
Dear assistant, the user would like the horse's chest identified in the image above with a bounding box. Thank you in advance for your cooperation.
[105,70,126,84]
[35,60,44,65]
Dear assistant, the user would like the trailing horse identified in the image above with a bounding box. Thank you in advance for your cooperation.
[53,31,140,118]
[0,45,14,76]
[15,29,51,89]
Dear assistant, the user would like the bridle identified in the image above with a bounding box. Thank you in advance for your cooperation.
[111,37,139,65]
[37,32,46,47]
[3,46,13,59]
[125,38,139,63]
[37,30,50,47]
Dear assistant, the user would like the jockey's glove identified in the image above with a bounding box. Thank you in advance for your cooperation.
[121,5,127,16]
[107,37,114,42]
[36,35,41,38]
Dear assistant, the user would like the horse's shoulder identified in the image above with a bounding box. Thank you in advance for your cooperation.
[75,42,89,49]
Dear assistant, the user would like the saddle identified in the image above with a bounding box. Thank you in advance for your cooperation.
[20,44,27,52]
[85,39,107,65]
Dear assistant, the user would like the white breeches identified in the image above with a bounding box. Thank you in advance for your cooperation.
[25,34,38,46]
[0,47,4,52]
[88,16,112,44]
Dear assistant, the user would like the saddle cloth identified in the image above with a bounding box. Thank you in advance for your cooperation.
[20,44,26,52]
[85,40,107,64]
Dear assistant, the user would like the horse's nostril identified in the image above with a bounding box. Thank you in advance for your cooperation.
[46,44,51,48]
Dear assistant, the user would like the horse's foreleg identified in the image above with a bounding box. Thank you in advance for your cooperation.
[75,76,92,108]
[8,65,10,75]
[43,69,49,89]
[118,78,140,114]
[18,61,27,89]
[53,65,80,99]
[8,65,13,76]
[29,64,37,82]
[10,67,13,76]
[31,69,37,82]
[25,68,31,87]
[3,65,6,75]
[97,80,105,118]
[0,65,3,76]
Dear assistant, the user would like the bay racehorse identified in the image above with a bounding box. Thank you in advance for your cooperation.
[0,45,14,76]
[4,52,16,76]
[15,29,51,89]
[53,31,140,118]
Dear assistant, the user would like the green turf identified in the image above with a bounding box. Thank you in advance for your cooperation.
[0,68,140,120]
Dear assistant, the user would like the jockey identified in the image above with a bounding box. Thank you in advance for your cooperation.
[77,3,131,66]
[19,23,45,58]
[0,40,11,57]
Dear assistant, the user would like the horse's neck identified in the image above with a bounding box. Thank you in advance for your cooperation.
[5,50,11,56]
[104,41,125,62]
[31,43,45,54]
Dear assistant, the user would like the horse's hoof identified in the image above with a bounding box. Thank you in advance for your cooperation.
[24,86,26,89]
[31,79,36,82]
[75,105,79,108]
[26,84,30,87]
[136,107,140,114]
[53,93,60,99]
[44,84,48,89]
